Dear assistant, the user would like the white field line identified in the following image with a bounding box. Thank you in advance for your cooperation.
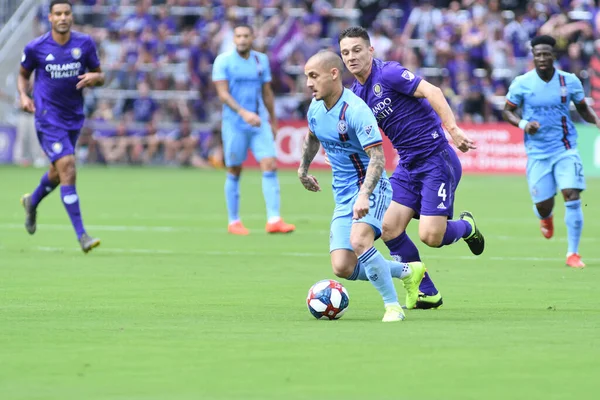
[0,222,598,244]
[29,246,600,263]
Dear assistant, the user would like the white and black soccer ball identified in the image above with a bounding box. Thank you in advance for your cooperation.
[306,279,349,320]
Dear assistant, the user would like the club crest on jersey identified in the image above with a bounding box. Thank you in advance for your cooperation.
[337,120,348,134]
[365,125,373,137]
[373,83,383,98]
[71,47,82,60]
[52,142,63,154]
[401,70,415,81]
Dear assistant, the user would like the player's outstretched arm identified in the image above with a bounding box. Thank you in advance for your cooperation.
[298,131,321,192]
[17,66,34,113]
[574,100,600,130]
[353,144,385,219]
[502,102,540,134]
[413,79,476,152]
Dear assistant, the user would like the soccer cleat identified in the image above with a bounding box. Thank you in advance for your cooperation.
[459,211,485,255]
[20,194,37,235]
[401,262,426,310]
[382,304,406,322]
[414,292,443,309]
[540,216,553,239]
[228,221,250,235]
[265,218,295,234]
[566,253,585,268]
[79,233,100,254]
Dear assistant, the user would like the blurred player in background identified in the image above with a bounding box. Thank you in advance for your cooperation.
[338,26,485,309]
[503,35,600,268]
[300,51,426,322]
[19,0,103,253]
[212,23,295,235]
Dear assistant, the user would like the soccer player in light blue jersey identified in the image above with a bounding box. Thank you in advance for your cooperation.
[299,51,426,322]
[503,35,600,268]
[212,23,295,235]
[19,0,103,253]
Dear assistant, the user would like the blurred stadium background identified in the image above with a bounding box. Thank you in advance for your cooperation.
[0,0,599,172]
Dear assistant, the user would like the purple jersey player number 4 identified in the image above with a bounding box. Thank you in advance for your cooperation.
[18,0,104,253]
[338,27,486,310]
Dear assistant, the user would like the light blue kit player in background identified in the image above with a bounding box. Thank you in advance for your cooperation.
[503,35,600,268]
[212,23,295,236]
[298,51,426,322]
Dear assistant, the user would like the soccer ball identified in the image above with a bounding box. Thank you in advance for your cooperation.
[306,279,349,320]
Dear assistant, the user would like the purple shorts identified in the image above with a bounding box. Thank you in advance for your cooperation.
[390,144,463,219]
[37,126,80,163]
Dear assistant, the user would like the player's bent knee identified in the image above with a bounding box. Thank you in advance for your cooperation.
[419,230,444,248]
[349,236,370,256]
[381,222,404,242]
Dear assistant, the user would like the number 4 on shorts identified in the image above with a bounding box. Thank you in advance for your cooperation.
[438,183,447,201]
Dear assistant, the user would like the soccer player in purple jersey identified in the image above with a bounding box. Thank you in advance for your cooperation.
[338,27,485,309]
[18,0,104,253]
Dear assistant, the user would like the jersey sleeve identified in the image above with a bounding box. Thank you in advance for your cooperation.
[568,73,585,104]
[382,62,422,97]
[85,36,101,70]
[211,54,228,82]
[505,77,523,107]
[260,53,271,84]
[21,42,37,72]
[348,100,382,150]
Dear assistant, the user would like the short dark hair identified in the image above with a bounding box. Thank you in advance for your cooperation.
[50,0,72,12]
[338,26,371,44]
[233,22,253,34]
[531,35,556,48]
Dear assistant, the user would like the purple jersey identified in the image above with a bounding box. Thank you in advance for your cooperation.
[21,31,100,131]
[350,58,447,166]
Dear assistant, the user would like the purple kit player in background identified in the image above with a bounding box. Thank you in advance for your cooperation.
[339,27,486,309]
[18,0,104,253]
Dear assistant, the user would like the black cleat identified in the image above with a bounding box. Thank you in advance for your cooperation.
[459,211,485,255]
[21,194,37,235]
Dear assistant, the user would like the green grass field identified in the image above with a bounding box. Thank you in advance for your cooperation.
[1,166,599,399]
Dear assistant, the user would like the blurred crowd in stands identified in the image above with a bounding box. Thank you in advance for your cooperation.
[21,0,600,166]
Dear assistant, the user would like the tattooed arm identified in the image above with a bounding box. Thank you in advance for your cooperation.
[353,144,385,219]
[298,131,322,192]
[359,144,386,196]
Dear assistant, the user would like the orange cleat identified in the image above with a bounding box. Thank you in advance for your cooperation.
[540,216,553,239]
[228,221,249,236]
[265,218,296,234]
[566,253,585,268]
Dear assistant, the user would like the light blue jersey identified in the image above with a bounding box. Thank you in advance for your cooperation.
[308,88,386,204]
[506,69,585,160]
[212,49,272,128]
[308,88,392,251]
[211,49,275,167]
